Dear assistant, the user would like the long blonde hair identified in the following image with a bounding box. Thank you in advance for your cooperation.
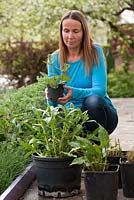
[59,10,98,73]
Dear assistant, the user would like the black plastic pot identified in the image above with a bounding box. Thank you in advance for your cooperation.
[107,151,127,188]
[120,157,134,198]
[108,156,121,188]
[47,84,64,102]
[32,154,81,198]
[84,165,119,200]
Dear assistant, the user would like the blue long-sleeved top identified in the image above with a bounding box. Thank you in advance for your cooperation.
[47,44,117,112]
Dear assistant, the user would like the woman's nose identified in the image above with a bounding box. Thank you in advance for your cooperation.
[68,31,73,38]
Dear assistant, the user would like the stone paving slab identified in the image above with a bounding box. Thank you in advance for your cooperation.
[20,180,134,200]
[110,98,134,151]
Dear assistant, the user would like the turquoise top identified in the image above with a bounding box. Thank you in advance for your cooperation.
[47,44,117,112]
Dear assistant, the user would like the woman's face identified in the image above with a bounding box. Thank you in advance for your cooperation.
[62,19,83,50]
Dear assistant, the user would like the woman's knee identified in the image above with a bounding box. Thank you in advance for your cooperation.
[83,95,105,109]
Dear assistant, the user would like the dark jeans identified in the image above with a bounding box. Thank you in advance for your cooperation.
[81,95,118,134]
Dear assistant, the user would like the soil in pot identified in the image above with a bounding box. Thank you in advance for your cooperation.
[84,165,119,200]
[47,84,64,102]
[32,154,81,198]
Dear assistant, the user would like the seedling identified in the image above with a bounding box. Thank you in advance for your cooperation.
[109,138,122,157]
[41,54,70,88]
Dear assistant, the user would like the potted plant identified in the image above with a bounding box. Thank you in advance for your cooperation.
[42,54,70,102]
[108,139,122,157]
[120,147,134,198]
[68,125,119,200]
[22,104,89,198]
[107,139,123,188]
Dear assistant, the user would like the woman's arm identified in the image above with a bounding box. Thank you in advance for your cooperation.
[71,46,107,99]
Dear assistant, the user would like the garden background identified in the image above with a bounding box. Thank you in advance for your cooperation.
[0,0,134,195]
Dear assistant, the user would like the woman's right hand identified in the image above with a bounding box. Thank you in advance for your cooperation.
[58,86,72,104]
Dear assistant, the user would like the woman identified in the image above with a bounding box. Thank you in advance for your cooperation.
[46,10,118,134]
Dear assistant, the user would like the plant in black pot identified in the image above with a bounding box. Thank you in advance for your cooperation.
[68,125,119,200]
[120,147,134,198]
[108,139,122,157]
[22,104,88,198]
[107,139,123,188]
[42,55,70,102]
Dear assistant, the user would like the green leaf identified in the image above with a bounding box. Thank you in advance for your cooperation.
[71,157,85,165]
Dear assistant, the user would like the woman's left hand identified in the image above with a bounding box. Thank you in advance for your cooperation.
[58,86,72,104]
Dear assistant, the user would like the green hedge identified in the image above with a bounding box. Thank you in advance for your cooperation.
[108,70,134,97]
[0,76,47,141]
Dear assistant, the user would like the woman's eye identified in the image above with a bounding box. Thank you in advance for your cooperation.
[63,29,69,33]
[74,30,79,33]
[63,29,80,33]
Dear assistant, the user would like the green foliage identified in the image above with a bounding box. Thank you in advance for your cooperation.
[0,78,47,140]
[22,104,89,157]
[44,74,70,88]
[107,70,134,97]
[0,113,10,141]
[0,80,45,115]
[68,125,110,171]
[0,142,31,194]
[0,0,133,42]
[41,57,70,88]
[108,139,122,157]
[103,44,115,73]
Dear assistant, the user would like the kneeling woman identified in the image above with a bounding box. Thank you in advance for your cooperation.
[46,10,118,134]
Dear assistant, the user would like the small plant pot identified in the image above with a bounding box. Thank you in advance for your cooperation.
[120,157,134,198]
[32,154,81,198]
[47,84,64,102]
[84,164,119,200]
[107,151,127,188]
[107,155,122,188]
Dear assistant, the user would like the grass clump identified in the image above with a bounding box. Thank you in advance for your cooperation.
[0,142,31,194]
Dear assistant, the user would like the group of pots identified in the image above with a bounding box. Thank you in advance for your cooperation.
[32,150,134,200]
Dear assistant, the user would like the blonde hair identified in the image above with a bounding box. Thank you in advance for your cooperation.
[59,10,98,73]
